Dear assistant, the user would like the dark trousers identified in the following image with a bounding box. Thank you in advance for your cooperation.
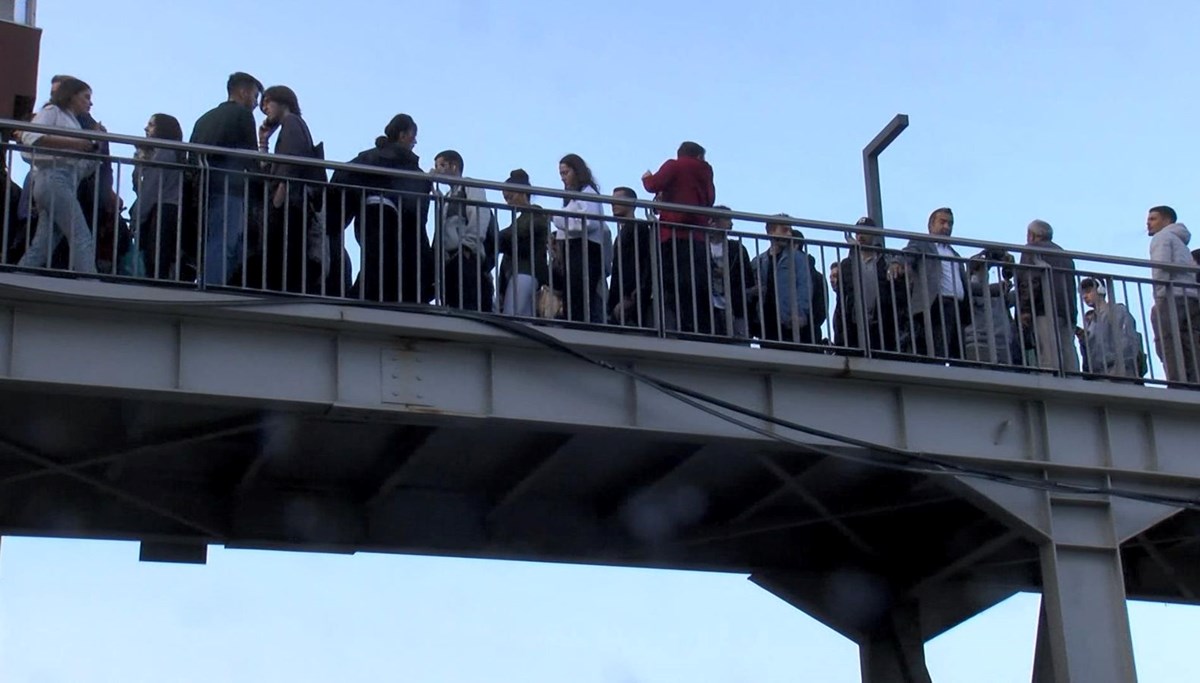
[262,201,320,294]
[916,296,964,359]
[557,237,604,323]
[661,237,714,335]
[443,250,494,313]
[356,204,433,304]
[138,203,198,280]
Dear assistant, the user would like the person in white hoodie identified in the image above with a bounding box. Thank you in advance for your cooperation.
[1146,205,1200,385]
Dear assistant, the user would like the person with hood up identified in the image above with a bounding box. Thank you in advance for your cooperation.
[642,141,716,334]
[1146,205,1200,385]
[329,114,433,304]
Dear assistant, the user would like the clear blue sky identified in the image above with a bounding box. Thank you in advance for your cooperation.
[3,1,1199,681]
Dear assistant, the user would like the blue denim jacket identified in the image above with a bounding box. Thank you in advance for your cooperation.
[756,246,812,327]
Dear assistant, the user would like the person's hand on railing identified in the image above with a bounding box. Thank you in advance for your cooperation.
[888,261,906,280]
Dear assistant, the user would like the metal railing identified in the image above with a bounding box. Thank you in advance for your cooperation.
[3,118,1199,389]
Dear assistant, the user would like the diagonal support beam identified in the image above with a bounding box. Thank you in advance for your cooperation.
[0,415,262,487]
[721,456,828,527]
[754,453,876,557]
[0,434,224,538]
[486,434,575,525]
[1135,533,1198,601]
[363,426,436,508]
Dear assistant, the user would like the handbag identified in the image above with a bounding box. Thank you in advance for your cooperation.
[537,285,563,319]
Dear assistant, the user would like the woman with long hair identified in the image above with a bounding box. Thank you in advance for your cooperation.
[133,113,189,279]
[17,77,104,273]
[551,153,609,322]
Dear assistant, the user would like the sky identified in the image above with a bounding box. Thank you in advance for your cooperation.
[3,0,1200,681]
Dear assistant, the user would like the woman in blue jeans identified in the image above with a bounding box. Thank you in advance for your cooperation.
[18,77,104,274]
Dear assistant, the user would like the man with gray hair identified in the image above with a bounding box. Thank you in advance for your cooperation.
[1018,219,1080,372]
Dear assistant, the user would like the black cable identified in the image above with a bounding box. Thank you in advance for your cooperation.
[3,277,1199,511]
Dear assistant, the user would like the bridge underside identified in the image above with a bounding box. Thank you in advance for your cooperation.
[0,384,1196,625]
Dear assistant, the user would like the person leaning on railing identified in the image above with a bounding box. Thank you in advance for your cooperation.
[1146,205,1200,385]
[16,77,104,274]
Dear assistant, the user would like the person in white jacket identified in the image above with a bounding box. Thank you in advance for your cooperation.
[1146,205,1200,385]
[550,153,610,322]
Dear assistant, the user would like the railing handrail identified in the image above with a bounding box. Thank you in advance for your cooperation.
[4,117,1198,278]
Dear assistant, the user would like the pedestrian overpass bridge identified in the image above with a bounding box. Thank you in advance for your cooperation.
[0,270,1196,683]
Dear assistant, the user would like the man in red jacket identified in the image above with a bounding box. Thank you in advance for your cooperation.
[642,141,716,335]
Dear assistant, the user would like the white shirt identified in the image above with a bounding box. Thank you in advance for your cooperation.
[936,243,964,299]
[710,240,727,309]
[22,105,96,176]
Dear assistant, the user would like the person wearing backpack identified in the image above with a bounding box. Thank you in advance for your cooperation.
[432,150,494,313]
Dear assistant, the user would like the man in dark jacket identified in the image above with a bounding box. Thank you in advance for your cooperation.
[1018,219,1079,372]
[190,71,262,286]
[642,141,716,334]
[839,217,904,353]
[328,113,432,304]
[607,186,656,327]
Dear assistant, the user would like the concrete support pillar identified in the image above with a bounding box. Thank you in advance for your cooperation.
[859,601,933,683]
[1034,498,1138,683]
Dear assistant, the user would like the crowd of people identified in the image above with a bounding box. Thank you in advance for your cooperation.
[2,72,1200,387]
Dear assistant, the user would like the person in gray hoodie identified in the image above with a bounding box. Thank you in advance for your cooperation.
[1078,277,1142,379]
[1147,205,1200,385]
